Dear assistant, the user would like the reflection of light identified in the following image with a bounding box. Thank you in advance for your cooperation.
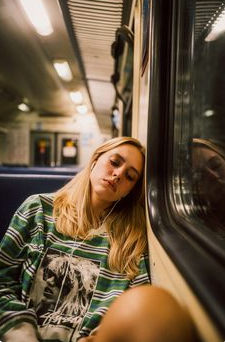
[204,109,215,117]
[70,91,83,104]
[77,105,88,114]
[112,107,120,129]
[18,102,31,112]
[53,60,73,81]
[205,10,225,42]
[113,108,119,116]
[20,0,53,36]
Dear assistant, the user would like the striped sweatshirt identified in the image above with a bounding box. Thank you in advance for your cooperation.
[0,193,150,342]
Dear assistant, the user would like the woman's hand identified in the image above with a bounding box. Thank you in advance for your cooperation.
[2,322,40,342]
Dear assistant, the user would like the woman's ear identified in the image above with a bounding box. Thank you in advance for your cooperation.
[91,161,96,171]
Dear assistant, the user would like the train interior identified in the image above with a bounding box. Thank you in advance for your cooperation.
[0,0,225,341]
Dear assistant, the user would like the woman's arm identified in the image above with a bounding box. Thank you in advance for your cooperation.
[129,252,151,288]
[0,195,43,339]
[2,322,40,342]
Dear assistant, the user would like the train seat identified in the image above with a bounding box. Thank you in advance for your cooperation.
[0,169,75,241]
[0,165,80,175]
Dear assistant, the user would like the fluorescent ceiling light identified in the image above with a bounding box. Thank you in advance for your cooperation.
[70,91,83,104]
[18,102,31,112]
[53,60,73,81]
[20,0,53,36]
[204,109,215,117]
[205,10,225,42]
[77,105,88,114]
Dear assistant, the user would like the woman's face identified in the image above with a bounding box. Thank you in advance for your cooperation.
[90,143,144,206]
[193,146,225,207]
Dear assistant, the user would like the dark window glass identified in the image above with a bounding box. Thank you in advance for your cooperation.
[173,1,225,240]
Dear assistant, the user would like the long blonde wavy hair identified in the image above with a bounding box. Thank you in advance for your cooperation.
[53,136,147,279]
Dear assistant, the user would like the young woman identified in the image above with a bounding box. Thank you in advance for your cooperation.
[0,136,150,342]
[0,136,196,342]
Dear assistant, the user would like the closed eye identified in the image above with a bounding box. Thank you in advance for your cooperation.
[126,172,136,182]
[110,159,119,167]
[207,155,224,171]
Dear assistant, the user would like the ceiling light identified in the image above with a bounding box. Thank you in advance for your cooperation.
[20,0,53,36]
[76,105,88,114]
[70,91,83,104]
[205,10,225,42]
[204,109,215,117]
[18,102,31,112]
[53,60,73,81]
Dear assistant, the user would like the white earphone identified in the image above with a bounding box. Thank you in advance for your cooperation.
[121,192,129,199]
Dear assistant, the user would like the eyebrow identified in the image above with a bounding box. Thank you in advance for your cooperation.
[112,153,141,177]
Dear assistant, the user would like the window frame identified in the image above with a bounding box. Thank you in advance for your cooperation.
[146,0,225,337]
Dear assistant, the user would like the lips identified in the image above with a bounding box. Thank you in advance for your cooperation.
[103,179,116,192]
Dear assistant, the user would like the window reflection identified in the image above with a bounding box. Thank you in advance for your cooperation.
[191,2,225,239]
[192,139,225,238]
[173,1,225,240]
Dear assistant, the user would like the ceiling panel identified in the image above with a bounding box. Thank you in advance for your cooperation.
[64,0,124,132]
[0,0,134,134]
[195,1,225,41]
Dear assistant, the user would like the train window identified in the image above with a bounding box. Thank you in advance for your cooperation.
[111,25,134,136]
[145,0,225,336]
[173,0,225,241]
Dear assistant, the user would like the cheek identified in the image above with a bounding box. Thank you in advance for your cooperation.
[93,160,112,177]
[90,163,105,187]
[122,181,137,196]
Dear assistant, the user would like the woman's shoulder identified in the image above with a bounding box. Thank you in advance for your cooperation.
[18,193,55,212]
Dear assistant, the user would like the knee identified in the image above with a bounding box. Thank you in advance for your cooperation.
[94,285,197,342]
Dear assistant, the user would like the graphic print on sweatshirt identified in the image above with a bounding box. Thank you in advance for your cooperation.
[29,248,100,341]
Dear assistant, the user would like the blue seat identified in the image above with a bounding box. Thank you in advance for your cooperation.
[0,171,74,242]
[0,166,80,175]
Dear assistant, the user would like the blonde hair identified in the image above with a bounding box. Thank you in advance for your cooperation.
[193,138,225,159]
[53,136,147,279]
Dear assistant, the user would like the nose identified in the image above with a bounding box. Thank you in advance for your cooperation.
[112,167,124,182]
[112,174,120,183]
